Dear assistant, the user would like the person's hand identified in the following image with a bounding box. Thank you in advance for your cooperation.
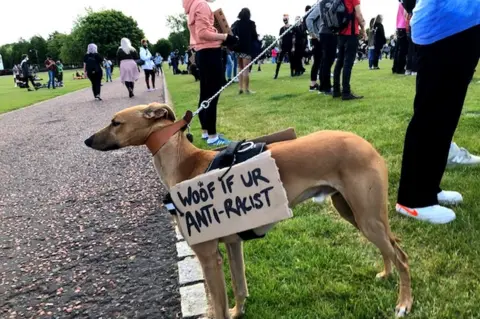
[223,34,239,48]
[361,29,367,40]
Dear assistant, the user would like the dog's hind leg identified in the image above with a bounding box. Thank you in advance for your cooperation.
[194,241,230,319]
[226,241,248,318]
[331,193,359,229]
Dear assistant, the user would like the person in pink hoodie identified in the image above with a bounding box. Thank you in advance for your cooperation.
[183,0,238,147]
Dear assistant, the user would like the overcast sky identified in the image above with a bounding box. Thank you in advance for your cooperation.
[0,0,398,46]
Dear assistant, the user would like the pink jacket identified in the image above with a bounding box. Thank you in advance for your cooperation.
[396,3,407,29]
[183,0,224,51]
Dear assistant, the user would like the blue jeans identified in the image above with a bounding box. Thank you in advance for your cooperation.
[232,52,238,76]
[48,70,55,88]
[105,68,112,82]
[226,54,233,79]
[368,48,375,68]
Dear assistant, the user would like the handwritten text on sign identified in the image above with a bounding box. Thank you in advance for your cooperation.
[170,151,292,245]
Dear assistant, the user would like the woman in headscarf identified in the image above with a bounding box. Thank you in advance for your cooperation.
[83,43,104,100]
[117,38,140,98]
[183,0,238,147]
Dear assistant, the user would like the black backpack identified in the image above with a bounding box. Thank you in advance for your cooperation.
[85,54,99,74]
[323,0,355,34]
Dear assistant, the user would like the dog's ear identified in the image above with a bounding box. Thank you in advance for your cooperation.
[143,103,176,121]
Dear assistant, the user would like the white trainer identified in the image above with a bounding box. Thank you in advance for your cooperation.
[437,190,463,205]
[396,203,456,224]
[447,142,480,167]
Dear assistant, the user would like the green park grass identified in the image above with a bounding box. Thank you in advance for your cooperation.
[166,61,480,318]
[0,69,119,114]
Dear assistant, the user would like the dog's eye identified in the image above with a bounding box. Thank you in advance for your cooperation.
[111,121,121,127]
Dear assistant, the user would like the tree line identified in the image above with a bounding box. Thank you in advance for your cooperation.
[0,10,277,71]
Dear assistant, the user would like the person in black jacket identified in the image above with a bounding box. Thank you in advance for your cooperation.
[274,14,295,79]
[231,8,258,94]
[372,15,387,69]
[20,54,38,91]
[83,43,104,101]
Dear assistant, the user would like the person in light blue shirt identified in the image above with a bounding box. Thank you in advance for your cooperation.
[154,53,163,75]
[396,0,479,225]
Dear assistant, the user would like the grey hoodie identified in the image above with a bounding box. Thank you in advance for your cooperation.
[306,1,332,37]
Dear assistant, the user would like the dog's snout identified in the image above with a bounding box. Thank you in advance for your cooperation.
[84,135,94,148]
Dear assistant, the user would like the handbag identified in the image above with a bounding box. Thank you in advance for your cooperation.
[136,59,145,66]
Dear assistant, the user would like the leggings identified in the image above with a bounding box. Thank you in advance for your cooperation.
[87,71,102,97]
[144,69,155,89]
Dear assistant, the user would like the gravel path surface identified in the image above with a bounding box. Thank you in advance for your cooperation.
[0,77,182,318]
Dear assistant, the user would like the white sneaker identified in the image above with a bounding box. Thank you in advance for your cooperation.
[396,203,456,224]
[437,190,463,206]
[411,72,417,76]
[447,142,480,167]
[405,70,412,76]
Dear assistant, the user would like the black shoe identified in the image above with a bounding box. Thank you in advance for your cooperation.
[332,91,341,98]
[95,96,102,101]
[273,75,278,79]
[342,93,364,101]
[309,84,319,92]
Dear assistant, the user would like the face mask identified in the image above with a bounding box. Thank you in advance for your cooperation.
[206,0,215,2]
[284,19,288,24]
[143,45,147,48]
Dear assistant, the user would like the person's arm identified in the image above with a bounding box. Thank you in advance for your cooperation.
[196,2,227,42]
[252,21,258,41]
[354,4,366,38]
[305,7,319,37]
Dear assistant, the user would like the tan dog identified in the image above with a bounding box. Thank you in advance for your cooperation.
[85,103,413,318]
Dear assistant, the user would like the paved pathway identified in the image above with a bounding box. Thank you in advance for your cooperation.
[0,76,182,318]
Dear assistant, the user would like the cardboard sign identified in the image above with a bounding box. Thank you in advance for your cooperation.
[213,8,232,35]
[170,151,293,245]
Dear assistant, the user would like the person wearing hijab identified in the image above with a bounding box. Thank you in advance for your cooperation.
[117,38,140,98]
[183,0,238,147]
[83,43,104,101]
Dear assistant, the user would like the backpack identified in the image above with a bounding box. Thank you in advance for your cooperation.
[323,0,355,34]
[85,54,99,74]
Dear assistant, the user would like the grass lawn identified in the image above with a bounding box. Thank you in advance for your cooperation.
[0,69,119,114]
[166,61,480,319]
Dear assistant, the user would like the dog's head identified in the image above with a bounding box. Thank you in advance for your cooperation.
[84,103,176,151]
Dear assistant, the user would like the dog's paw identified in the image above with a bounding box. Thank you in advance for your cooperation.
[395,300,412,318]
[375,270,391,280]
[229,306,245,319]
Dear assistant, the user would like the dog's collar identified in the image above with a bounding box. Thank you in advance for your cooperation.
[145,111,193,156]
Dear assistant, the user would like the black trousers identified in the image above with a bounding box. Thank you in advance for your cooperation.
[397,26,480,208]
[372,45,382,68]
[406,34,418,72]
[392,29,408,74]
[87,71,102,97]
[275,49,294,77]
[319,34,337,92]
[196,48,224,135]
[333,35,358,95]
[23,76,36,89]
[310,38,322,82]
[144,69,156,89]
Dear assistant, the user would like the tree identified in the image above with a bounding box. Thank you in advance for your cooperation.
[47,32,68,61]
[0,44,14,69]
[154,39,173,59]
[166,14,190,53]
[72,9,145,60]
[29,36,48,65]
[262,35,277,49]
[59,34,84,64]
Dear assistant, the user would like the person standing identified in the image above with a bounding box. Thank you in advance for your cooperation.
[395,0,480,224]
[405,14,418,76]
[392,3,409,74]
[117,38,140,98]
[140,39,156,91]
[274,14,295,79]
[20,54,38,91]
[56,60,64,87]
[44,56,56,89]
[372,15,386,69]
[183,0,238,147]
[13,64,20,87]
[332,0,366,100]
[231,8,258,94]
[104,59,113,82]
[83,43,104,101]
[306,5,322,92]
[292,16,307,76]
[154,53,163,75]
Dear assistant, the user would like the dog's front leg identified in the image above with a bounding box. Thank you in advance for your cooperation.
[196,244,230,319]
[226,241,248,318]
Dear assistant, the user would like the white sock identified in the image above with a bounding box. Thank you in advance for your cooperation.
[202,133,209,139]
[207,136,218,144]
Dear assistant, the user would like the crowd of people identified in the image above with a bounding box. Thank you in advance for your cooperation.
[12,56,65,91]
[182,0,479,225]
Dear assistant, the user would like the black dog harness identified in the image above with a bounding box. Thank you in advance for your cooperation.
[163,140,269,241]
